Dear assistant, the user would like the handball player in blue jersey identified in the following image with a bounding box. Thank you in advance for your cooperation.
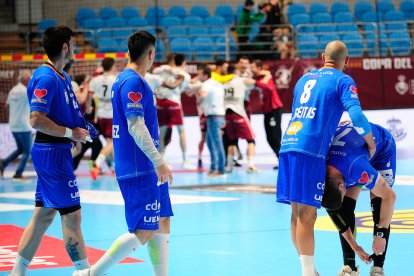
[10,26,95,276]
[74,31,173,276]
[322,121,396,276]
[276,41,376,276]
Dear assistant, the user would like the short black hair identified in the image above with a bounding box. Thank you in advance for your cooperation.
[101,57,115,72]
[174,53,186,66]
[43,25,74,60]
[227,64,236,74]
[215,59,228,67]
[74,74,87,86]
[198,65,211,78]
[238,55,250,62]
[128,31,156,62]
[321,177,343,211]
[245,0,254,7]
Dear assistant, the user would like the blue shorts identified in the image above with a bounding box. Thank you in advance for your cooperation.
[277,152,326,208]
[118,173,174,232]
[32,143,80,208]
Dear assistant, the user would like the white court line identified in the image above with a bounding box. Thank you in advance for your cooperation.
[0,203,34,212]
[0,190,239,207]
[395,175,414,186]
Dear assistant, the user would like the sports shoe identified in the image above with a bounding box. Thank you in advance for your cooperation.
[370,266,384,276]
[90,166,100,180]
[182,160,196,170]
[338,265,359,276]
[197,159,203,169]
[72,268,90,276]
[233,160,242,167]
[246,166,261,174]
[0,162,4,179]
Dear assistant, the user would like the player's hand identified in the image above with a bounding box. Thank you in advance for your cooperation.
[372,236,386,256]
[71,142,82,157]
[155,163,173,186]
[71,127,90,143]
[351,244,371,263]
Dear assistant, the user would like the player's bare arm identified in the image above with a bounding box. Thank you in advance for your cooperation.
[30,111,89,142]
[362,131,377,159]
[127,116,173,185]
[370,176,396,255]
[162,74,184,89]
[341,227,371,263]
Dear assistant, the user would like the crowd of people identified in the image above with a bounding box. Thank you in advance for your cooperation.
[3,25,397,276]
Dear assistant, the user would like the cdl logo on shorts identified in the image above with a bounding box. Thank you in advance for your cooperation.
[146,200,161,211]
[68,180,78,187]
[316,182,325,190]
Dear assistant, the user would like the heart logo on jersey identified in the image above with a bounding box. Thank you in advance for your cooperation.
[350,86,358,95]
[358,171,369,184]
[34,89,48,99]
[128,92,142,103]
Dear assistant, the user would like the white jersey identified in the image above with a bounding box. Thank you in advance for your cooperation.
[154,65,190,104]
[238,69,254,101]
[187,80,204,115]
[224,76,247,117]
[145,72,164,91]
[202,78,225,116]
[7,82,31,132]
[89,73,117,119]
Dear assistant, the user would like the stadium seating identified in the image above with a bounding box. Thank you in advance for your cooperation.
[366,32,388,56]
[77,7,96,28]
[361,11,382,22]
[333,12,354,23]
[354,1,374,21]
[215,36,237,60]
[98,39,118,53]
[166,27,186,37]
[215,5,234,25]
[389,32,411,56]
[161,16,181,28]
[287,3,306,22]
[193,37,215,60]
[331,2,350,17]
[290,13,310,27]
[309,3,328,15]
[377,0,395,15]
[319,34,340,51]
[206,16,226,35]
[190,5,209,19]
[168,5,187,17]
[312,13,332,24]
[38,19,58,32]
[146,6,165,26]
[297,34,318,58]
[400,0,414,20]
[99,7,117,20]
[183,16,203,26]
[155,39,165,61]
[170,38,192,60]
[341,33,364,57]
[83,18,104,29]
[121,7,140,20]
[189,27,208,41]
[128,17,148,28]
[337,23,358,34]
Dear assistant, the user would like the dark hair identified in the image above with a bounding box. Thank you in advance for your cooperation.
[174,53,186,66]
[43,25,74,60]
[227,64,236,74]
[74,74,87,86]
[215,59,228,67]
[128,31,156,62]
[63,61,72,73]
[198,65,211,78]
[101,57,115,72]
[245,0,254,7]
[321,177,343,210]
[238,55,250,62]
[166,53,176,63]
[252,59,263,68]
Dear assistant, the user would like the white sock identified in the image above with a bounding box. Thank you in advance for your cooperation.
[248,156,254,167]
[300,255,316,276]
[147,233,170,276]
[182,152,187,162]
[227,154,234,169]
[10,254,30,276]
[95,154,106,168]
[91,233,142,276]
[73,258,89,270]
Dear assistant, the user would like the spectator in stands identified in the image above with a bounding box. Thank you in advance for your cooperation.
[237,0,266,57]
[273,26,293,59]
[0,70,32,181]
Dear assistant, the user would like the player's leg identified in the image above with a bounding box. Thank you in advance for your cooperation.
[0,132,23,175]
[264,109,282,168]
[159,125,168,157]
[226,144,237,172]
[206,117,217,174]
[10,206,57,276]
[198,130,206,169]
[95,137,113,169]
[14,131,32,179]
[61,208,89,270]
[291,202,299,254]
[296,203,318,276]
[177,125,190,167]
[147,183,174,276]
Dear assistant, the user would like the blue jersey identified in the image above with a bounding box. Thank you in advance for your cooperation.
[327,121,396,189]
[112,69,159,179]
[27,64,86,132]
[280,68,361,158]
